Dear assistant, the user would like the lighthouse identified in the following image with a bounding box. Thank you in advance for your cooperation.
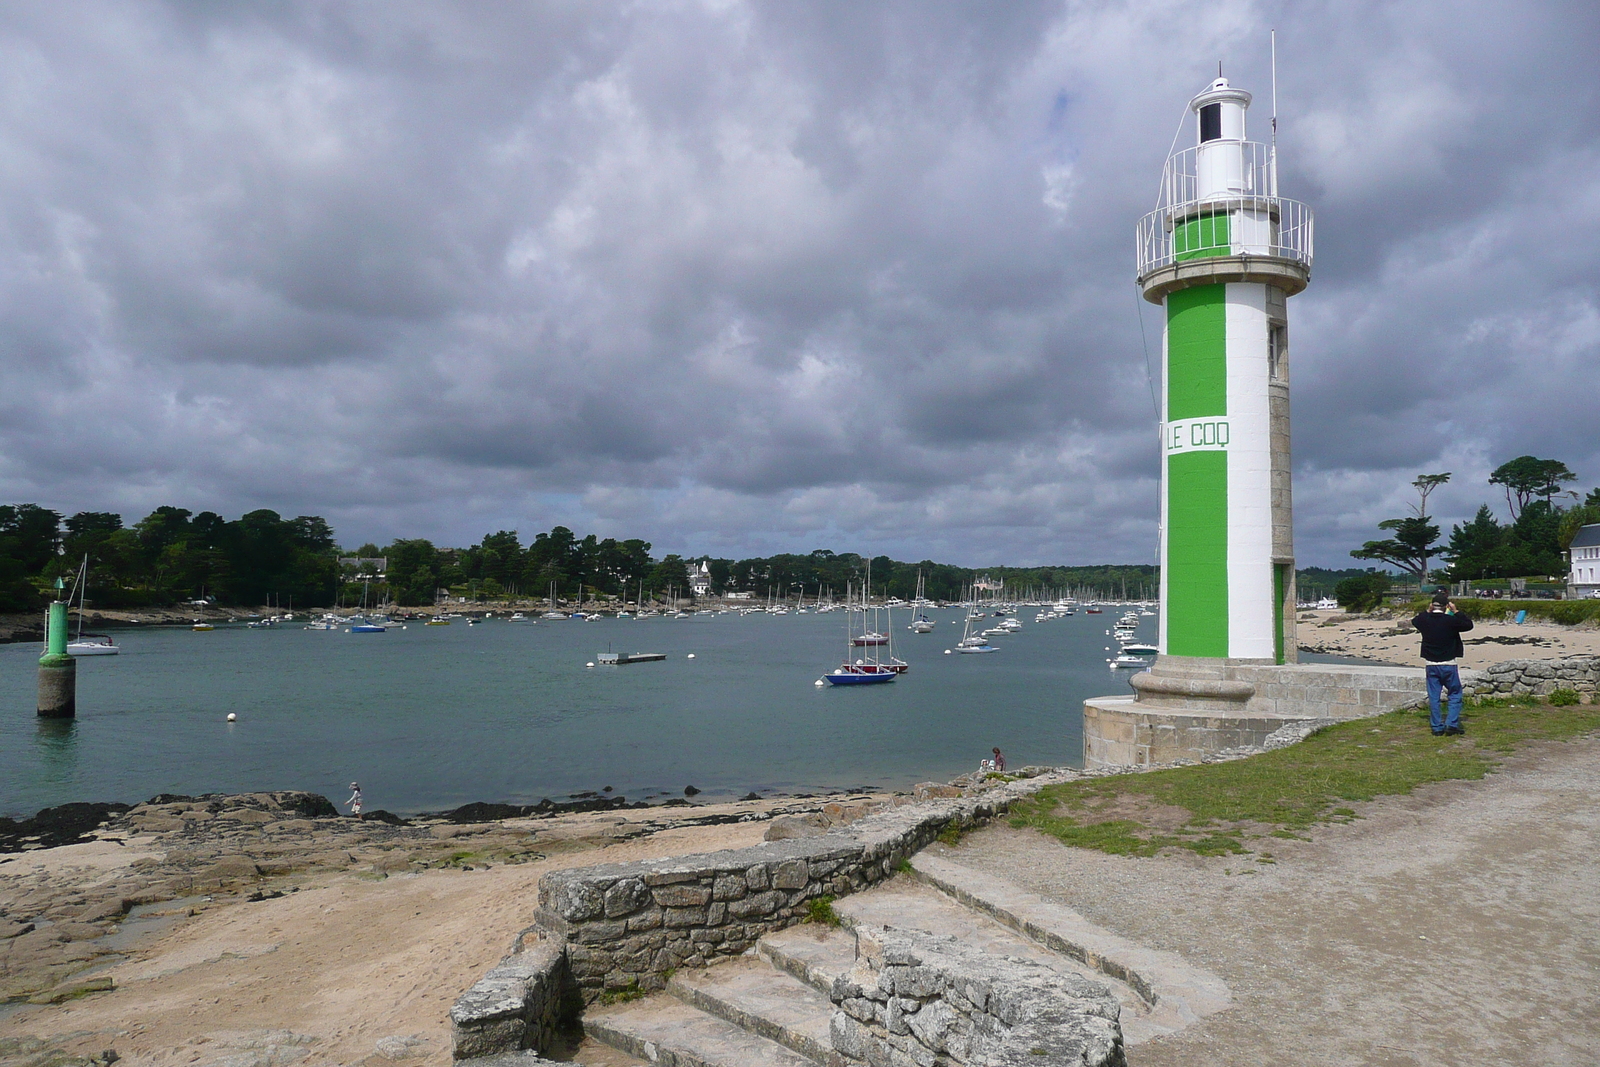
[1084,76,1427,769]
[1136,76,1313,664]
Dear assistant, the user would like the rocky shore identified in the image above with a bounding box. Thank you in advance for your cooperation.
[0,787,915,1015]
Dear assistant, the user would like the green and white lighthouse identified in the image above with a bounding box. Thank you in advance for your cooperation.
[1136,77,1313,663]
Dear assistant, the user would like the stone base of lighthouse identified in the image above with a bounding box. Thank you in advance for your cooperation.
[1082,655,1441,769]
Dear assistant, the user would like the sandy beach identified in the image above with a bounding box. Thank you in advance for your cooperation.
[1295,608,1600,669]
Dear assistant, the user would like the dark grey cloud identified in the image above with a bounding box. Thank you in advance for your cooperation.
[0,0,1595,567]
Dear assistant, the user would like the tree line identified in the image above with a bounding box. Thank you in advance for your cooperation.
[0,505,1162,612]
[1338,456,1599,609]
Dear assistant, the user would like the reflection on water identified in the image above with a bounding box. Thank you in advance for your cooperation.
[34,717,79,784]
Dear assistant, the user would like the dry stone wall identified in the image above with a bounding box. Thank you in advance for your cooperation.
[450,772,1076,1058]
[829,925,1126,1067]
[1468,657,1599,698]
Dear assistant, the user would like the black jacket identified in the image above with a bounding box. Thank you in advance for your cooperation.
[1411,609,1473,662]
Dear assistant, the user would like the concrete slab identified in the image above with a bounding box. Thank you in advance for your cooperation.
[669,956,839,1065]
[584,993,822,1067]
[757,924,857,995]
[831,875,1175,1044]
[908,853,1231,1042]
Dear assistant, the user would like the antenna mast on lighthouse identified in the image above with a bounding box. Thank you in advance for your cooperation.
[1269,30,1279,196]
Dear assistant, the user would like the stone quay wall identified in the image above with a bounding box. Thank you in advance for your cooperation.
[447,941,572,1061]
[829,925,1126,1067]
[1467,656,1599,698]
[450,772,1076,1059]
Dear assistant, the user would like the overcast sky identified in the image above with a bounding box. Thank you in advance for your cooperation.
[1,1,1595,567]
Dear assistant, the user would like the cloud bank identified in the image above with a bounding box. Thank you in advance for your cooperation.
[0,0,1595,566]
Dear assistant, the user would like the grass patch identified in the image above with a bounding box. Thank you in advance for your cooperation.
[893,857,913,875]
[936,821,968,847]
[598,980,647,1005]
[1008,696,1600,859]
[804,895,841,926]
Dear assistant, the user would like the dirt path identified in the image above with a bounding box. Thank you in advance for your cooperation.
[944,734,1600,1066]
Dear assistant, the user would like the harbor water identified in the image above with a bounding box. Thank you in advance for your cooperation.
[0,608,1155,817]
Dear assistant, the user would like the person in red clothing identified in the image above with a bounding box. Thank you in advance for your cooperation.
[991,747,1006,772]
[1412,591,1474,736]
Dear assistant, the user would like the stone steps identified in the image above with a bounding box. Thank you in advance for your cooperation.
[906,852,1231,1040]
[668,956,842,1065]
[584,993,823,1067]
[579,852,1229,1063]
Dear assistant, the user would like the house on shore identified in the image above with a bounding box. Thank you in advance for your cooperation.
[1569,524,1600,599]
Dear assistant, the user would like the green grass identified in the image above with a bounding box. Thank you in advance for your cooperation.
[598,981,647,1005]
[804,895,841,926]
[1008,696,1600,858]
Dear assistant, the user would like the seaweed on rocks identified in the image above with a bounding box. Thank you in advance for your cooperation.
[433,794,648,823]
[0,801,132,853]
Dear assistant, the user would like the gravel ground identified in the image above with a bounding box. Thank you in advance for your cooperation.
[942,734,1600,1066]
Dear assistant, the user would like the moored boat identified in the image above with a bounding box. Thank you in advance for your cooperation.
[67,633,118,656]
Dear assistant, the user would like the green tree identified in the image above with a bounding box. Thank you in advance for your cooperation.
[1351,516,1441,583]
[1334,571,1390,612]
[1443,505,1505,580]
[1489,456,1576,519]
[386,539,441,606]
[0,504,61,573]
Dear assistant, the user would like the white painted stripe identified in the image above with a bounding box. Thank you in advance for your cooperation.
[1158,302,1170,655]
[1164,416,1231,453]
[1224,283,1275,660]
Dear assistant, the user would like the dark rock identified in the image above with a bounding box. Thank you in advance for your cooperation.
[740,792,762,801]
[278,792,339,819]
[359,809,408,825]
[661,799,691,808]
[683,785,701,796]
[0,801,132,854]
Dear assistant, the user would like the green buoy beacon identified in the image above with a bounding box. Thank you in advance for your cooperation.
[38,577,77,718]
[1136,74,1312,664]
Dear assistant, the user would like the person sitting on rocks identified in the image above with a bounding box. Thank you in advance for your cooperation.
[1412,591,1473,736]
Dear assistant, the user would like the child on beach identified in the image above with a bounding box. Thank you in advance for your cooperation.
[346,782,362,815]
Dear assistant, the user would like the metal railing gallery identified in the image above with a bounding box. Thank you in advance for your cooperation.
[1135,140,1313,278]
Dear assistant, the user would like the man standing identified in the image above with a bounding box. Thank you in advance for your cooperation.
[1412,591,1473,736]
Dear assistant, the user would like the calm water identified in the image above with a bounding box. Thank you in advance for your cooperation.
[0,608,1154,817]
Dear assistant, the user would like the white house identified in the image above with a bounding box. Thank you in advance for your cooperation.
[1569,524,1600,599]
[688,559,712,597]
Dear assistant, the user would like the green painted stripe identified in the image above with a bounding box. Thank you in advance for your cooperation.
[1166,285,1227,420]
[1166,450,1229,657]
[1173,212,1230,261]
[1165,282,1229,657]
[1274,563,1286,665]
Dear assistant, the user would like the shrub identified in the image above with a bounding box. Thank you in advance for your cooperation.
[1549,688,1581,706]
[1335,573,1390,613]
[804,895,840,926]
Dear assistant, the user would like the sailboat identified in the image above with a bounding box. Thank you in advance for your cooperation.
[954,587,998,654]
[908,571,936,633]
[822,580,898,685]
[64,556,119,656]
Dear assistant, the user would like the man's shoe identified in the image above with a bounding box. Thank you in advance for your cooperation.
[1446,726,1464,736]
[1432,729,1446,736]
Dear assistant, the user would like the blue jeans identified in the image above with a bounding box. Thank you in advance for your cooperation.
[1426,664,1463,731]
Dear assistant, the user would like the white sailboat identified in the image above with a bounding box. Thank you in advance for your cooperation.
[64,556,119,656]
